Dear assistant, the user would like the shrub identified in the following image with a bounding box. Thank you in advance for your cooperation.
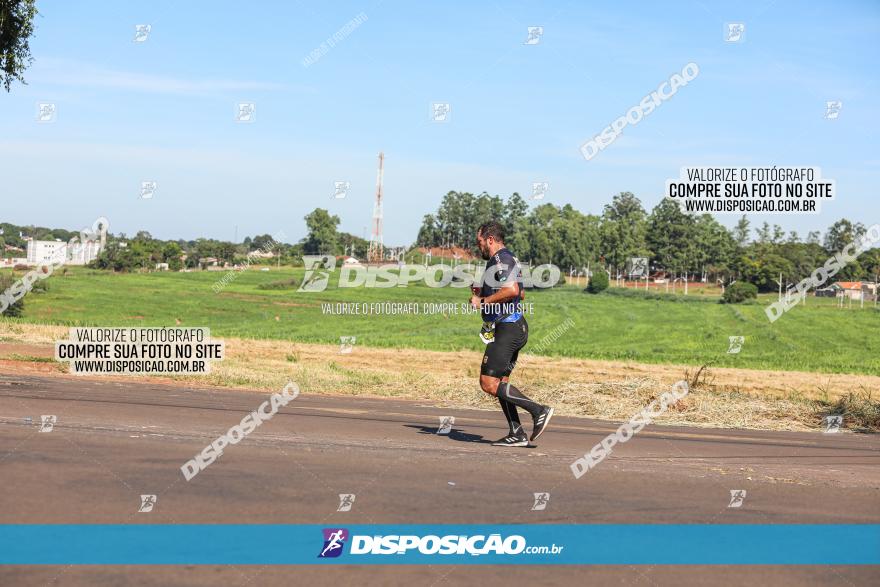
[586,270,609,294]
[0,273,25,317]
[721,281,758,304]
[822,390,880,432]
[257,277,299,290]
[604,287,716,303]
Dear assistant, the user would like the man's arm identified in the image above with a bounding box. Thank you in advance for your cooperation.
[470,282,518,308]
[482,282,519,305]
[469,254,522,309]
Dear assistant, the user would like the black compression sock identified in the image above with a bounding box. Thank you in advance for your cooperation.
[497,383,543,419]
[499,397,522,434]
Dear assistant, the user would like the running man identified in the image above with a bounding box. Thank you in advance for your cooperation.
[470,221,554,446]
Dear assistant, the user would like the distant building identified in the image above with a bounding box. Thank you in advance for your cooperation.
[0,257,28,268]
[416,246,476,262]
[831,281,877,301]
[69,239,103,265]
[26,239,66,265]
[25,229,106,266]
[26,239,102,266]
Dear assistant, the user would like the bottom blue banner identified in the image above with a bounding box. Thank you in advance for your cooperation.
[1,524,877,565]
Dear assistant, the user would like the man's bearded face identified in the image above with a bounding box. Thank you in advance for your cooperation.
[477,233,491,260]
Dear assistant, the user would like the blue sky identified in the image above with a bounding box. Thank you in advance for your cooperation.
[2,0,878,245]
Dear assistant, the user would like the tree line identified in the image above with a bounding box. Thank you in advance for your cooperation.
[1,216,368,273]
[415,191,880,291]
[5,191,878,293]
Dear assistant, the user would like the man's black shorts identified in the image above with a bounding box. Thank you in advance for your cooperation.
[481,316,528,377]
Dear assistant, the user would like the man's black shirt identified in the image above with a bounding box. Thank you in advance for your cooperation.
[479,247,523,322]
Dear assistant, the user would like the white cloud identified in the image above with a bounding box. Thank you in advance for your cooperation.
[27,58,295,96]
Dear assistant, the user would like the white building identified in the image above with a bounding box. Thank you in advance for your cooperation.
[26,232,106,266]
[26,240,67,265]
[69,239,103,265]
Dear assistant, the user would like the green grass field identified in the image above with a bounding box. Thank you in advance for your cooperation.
[4,267,879,375]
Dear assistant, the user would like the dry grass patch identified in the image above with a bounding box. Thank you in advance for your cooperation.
[1,321,877,432]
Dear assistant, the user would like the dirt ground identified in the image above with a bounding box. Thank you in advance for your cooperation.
[2,322,878,432]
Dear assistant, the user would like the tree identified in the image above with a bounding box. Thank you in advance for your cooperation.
[503,192,529,237]
[0,272,25,316]
[302,209,340,254]
[721,281,757,304]
[416,214,440,247]
[756,222,772,245]
[586,268,609,293]
[1,0,38,91]
[600,192,648,274]
[824,219,865,252]
[162,242,183,271]
[737,252,794,292]
[646,199,693,276]
[557,204,600,269]
[418,192,522,255]
[250,234,277,251]
[92,242,144,272]
[338,232,368,259]
[691,214,736,279]
[772,224,785,245]
[216,242,236,264]
[521,204,562,264]
[776,240,826,282]
[733,216,750,248]
[860,248,880,282]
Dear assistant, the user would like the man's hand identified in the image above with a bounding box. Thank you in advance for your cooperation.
[470,294,482,309]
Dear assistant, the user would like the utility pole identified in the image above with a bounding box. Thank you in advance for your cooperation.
[367,152,385,264]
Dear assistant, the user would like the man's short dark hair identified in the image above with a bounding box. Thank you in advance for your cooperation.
[478,221,505,243]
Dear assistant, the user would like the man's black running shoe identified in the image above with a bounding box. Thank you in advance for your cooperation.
[530,406,554,441]
[491,429,529,447]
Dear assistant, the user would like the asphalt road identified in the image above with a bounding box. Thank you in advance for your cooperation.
[1,373,878,586]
